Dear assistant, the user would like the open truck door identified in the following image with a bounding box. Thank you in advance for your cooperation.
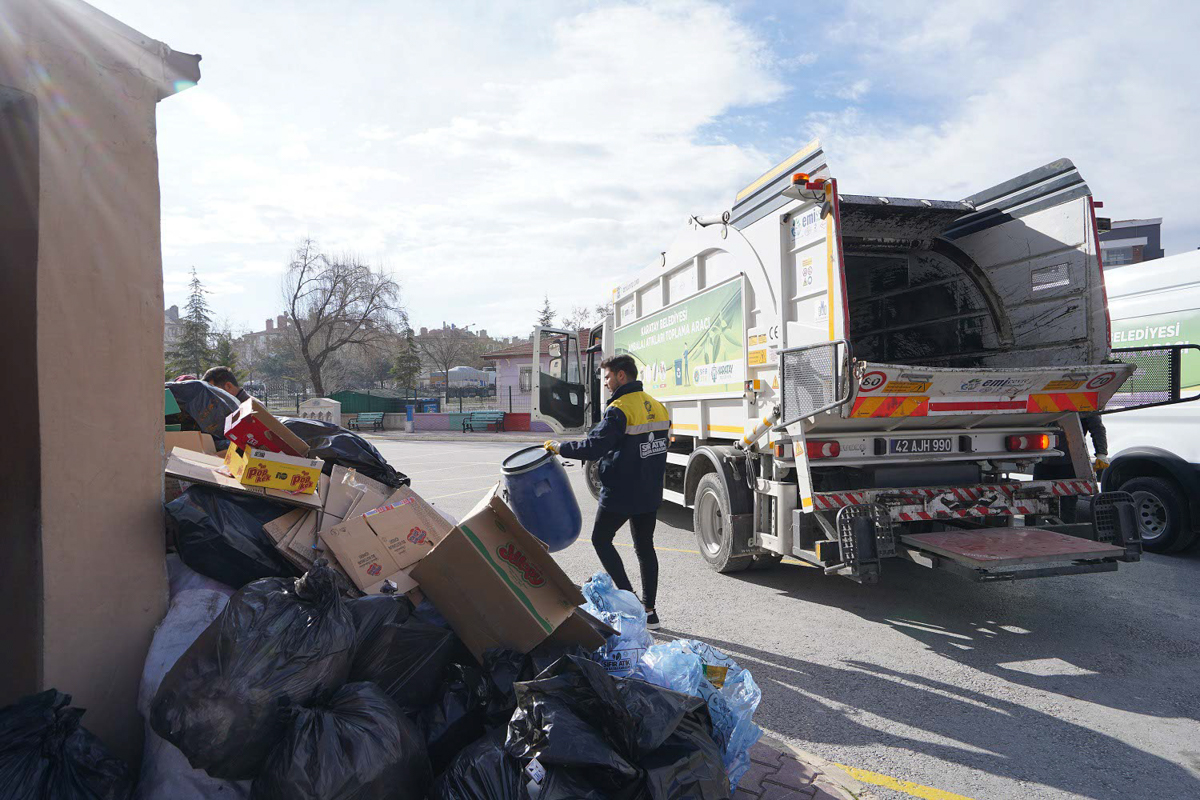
[531,327,587,435]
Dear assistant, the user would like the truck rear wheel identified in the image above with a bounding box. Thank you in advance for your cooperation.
[694,473,750,573]
[1119,476,1195,553]
[584,460,602,502]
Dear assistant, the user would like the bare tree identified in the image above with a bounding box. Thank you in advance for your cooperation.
[559,302,611,331]
[282,239,403,396]
[418,328,481,404]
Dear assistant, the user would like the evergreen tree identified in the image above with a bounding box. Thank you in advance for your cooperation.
[391,326,423,388]
[210,332,241,380]
[536,294,556,328]
[166,268,214,377]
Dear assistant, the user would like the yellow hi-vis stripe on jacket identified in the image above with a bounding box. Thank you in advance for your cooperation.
[609,391,671,435]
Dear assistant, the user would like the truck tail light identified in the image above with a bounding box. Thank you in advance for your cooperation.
[806,440,841,459]
[1006,434,1051,452]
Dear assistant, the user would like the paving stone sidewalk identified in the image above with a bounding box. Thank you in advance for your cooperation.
[738,737,869,800]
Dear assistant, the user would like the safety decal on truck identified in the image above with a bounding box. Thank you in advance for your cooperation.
[850,396,929,418]
[1025,392,1099,413]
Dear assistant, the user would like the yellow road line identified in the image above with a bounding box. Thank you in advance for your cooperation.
[834,764,977,800]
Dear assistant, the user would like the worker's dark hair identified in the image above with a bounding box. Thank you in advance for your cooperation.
[202,366,239,388]
[600,354,638,381]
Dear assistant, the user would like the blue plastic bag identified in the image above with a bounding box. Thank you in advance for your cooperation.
[581,573,654,678]
[635,639,762,789]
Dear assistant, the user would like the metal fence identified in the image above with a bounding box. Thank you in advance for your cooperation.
[261,387,535,417]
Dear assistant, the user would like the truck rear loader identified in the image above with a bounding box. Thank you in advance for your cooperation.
[533,140,1145,584]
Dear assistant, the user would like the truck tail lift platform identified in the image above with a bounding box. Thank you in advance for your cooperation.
[530,140,1155,585]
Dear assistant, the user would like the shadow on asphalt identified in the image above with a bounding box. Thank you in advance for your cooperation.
[650,505,1200,798]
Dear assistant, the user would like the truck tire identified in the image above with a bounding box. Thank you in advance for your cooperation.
[694,473,750,573]
[584,460,602,502]
[1119,476,1195,553]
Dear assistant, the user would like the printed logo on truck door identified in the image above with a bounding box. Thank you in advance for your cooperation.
[791,208,822,247]
[496,542,547,587]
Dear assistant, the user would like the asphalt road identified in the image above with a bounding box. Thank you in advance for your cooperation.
[372,437,1200,800]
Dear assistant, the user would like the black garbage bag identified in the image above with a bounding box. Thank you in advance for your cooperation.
[151,560,356,780]
[420,663,488,775]
[345,595,458,710]
[167,485,299,588]
[506,656,729,800]
[166,379,239,441]
[252,682,430,800]
[0,689,134,800]
[427,729,526,800]
[281,417,409,488]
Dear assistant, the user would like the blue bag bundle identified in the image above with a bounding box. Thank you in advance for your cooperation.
[635,639,763,789]
[581,573,654,678]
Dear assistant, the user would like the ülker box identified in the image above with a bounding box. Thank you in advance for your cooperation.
[409,486,608,660]
[224,398,309,456]
[224,446,323,494]
[320,487,453,591]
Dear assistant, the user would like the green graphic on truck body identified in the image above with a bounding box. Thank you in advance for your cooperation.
[1111,309,1200,392]
[615,278,744,399]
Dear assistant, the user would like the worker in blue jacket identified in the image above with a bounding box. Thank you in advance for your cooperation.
[545,354,670,628]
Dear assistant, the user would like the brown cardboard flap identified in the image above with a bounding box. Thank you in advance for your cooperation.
[165,450,324,510]
[164,431,217,456]
[545,608,611,652]
[483,492,587,607]
[264,509,306,544]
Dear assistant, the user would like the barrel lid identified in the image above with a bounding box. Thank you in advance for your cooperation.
[502,445,551,473]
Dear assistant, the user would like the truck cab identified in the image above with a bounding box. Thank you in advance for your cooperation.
[534,141,1151,584]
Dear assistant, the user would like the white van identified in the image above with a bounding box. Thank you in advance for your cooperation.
[1102,250,1200,552]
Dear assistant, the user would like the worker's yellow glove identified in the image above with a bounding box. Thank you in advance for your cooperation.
[543,440,560,454]
[1093,456,1109,472]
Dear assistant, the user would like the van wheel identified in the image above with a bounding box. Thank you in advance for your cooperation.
[1119,476,1195,553]
[584,460,602,502]
[749,553,783,571]
[694,473,750,573]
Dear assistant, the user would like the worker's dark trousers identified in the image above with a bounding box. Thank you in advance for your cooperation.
[591,508,659,609]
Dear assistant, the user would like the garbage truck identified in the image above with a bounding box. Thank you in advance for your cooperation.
[532,140,1146,584]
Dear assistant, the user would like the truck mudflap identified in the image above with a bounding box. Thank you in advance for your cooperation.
[813,480,1094,521]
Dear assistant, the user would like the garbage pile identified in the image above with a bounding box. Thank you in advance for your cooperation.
[0,391,766,800]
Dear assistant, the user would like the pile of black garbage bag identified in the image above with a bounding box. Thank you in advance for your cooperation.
[146,559,731,800]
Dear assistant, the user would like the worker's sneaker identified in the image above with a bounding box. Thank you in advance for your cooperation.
[645,609,661,630]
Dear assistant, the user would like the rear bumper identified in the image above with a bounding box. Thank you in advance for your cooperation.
[812,480,1094,522]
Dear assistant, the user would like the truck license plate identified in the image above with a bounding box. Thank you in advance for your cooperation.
[889,437,954,454]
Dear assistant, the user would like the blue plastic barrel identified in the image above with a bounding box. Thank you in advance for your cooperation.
[501,446,582,552]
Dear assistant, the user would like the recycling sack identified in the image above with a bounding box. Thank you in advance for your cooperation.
[281,417,409,488]
[346,594,458,710]
[252,682,430,800]
[0,689,134,800]
[635,639,762,789]
[428,730,526,800]
[506,656,729,799]
[168,485,300,589]
[581,572,654,678]
[166,379,239,442]
[151,561,356,780]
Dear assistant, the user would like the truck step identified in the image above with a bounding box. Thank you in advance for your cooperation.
[900,528,1126,568]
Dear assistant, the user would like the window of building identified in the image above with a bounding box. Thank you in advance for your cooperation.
[519,365,533,392]
[1103,248,1133,266]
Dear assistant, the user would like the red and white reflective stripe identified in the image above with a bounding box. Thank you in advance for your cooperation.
[813,491,869,510]
[1050,480,1095,496]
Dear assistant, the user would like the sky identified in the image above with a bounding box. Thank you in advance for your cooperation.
[93,0,1200,338]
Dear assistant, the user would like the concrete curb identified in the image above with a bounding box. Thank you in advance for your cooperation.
[754,733,875,800]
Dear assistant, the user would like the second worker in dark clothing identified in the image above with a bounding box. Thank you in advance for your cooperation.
[545,354,670,628]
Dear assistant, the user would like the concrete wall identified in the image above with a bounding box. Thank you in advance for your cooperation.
[0,0,199,762]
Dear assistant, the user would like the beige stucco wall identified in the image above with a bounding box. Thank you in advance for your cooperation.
[0,0,198,762]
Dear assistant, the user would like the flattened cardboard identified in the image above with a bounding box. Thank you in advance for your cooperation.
[224,397,309,456]
[224,447,323,494]
[164,431,217,456]
[320,514,401,591]
[165,450,325,510]
[409,486,605,661]
[364,486,454,569]
[264,509,306,544]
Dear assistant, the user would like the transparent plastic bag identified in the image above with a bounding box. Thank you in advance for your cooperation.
[634,639,762,789]
[581,573,653,678]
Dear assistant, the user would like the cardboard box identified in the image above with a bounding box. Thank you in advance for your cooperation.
[224,446,323,494]
[319,487,452,591]
[165,431,217,457]
[409,487,608,660]
[224,398,309,456]
[164,450,325,510]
